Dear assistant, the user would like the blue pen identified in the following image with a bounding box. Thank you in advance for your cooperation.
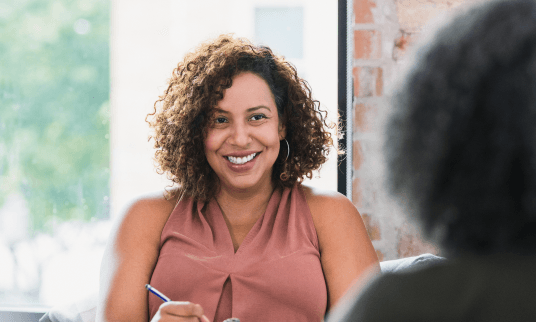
[145,284,171,302]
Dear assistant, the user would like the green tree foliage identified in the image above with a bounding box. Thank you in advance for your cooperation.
[0,0,110,232]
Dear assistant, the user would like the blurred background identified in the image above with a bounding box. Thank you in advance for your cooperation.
[0,0,337,308]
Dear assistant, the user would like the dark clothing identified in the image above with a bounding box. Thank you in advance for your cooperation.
[327,254,536,322]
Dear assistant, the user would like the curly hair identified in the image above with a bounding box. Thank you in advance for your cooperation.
[386,0,536,256]
[147,34,335,201]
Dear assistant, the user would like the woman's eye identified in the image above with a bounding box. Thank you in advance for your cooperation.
[250,114,266,121]
[214,117,228,124]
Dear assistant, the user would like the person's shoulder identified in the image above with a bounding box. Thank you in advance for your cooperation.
[98,189,182,322]
[325,272,405,322]
[121,189,180,220]
[300,184,353,209]
[299,184,363,246]
[300,184,358,220]
[328,268,442,322]
[111,188,182,244]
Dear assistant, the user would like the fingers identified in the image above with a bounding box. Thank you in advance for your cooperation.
[156,317,198,322]
[201,315,210,322]
[159,301,206,320]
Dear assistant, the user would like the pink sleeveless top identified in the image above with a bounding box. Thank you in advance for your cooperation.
[148,184,327,322]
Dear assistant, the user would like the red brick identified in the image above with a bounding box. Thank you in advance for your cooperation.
[354,102,378,133]
[354,30,382,60]
[354,0,377,24]
[352,177,362,208]
[376,67,383,96]
[353,66,383,98]
[353,140,364,171]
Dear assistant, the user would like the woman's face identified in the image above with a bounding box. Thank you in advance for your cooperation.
[204,72,285,193]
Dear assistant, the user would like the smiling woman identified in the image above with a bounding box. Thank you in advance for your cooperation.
[96,34,379,322]
[146,35,334,202]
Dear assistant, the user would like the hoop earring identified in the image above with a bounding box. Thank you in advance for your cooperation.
[282,138,290,162]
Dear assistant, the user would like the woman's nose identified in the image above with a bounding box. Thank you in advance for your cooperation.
[228,123,251,147]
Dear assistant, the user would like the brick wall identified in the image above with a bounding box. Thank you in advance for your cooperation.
[351,0,481,260]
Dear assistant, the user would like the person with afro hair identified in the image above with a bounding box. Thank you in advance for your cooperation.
[327,0,536,321]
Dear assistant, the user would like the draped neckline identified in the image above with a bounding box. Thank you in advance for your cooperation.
[205,187,280,255]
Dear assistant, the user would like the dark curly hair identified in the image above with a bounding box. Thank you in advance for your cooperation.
[386,0,536,256]
[147,34,335,201]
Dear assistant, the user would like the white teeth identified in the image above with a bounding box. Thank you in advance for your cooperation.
[227,153,257,165]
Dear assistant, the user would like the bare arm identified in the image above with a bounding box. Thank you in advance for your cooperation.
[96,193,177,322]
[303,186,380,310]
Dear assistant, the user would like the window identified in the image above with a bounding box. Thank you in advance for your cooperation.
[255,7,304,59]
[0,0,110,307]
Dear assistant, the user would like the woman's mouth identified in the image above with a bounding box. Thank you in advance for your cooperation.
[226,152,259,165]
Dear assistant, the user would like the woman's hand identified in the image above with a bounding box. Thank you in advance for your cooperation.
[151,301,210,322]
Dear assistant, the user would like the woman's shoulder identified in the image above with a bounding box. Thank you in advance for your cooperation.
[298,186,380,307]
[299,184,356,215]
[111,188,181,245]
[97,189,182,322]
[299,184,362,239]
[122,189,180,218]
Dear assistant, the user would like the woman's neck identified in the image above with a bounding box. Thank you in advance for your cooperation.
[215,181,275,223]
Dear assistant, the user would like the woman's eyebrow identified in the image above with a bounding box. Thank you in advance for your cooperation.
[213,108,230,114]
[213,106,272,113]
[246,105,271,113]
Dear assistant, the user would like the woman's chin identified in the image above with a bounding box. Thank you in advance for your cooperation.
[220,174,273,193]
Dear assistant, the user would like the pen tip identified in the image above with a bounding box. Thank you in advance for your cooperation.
[145,284,150,290]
